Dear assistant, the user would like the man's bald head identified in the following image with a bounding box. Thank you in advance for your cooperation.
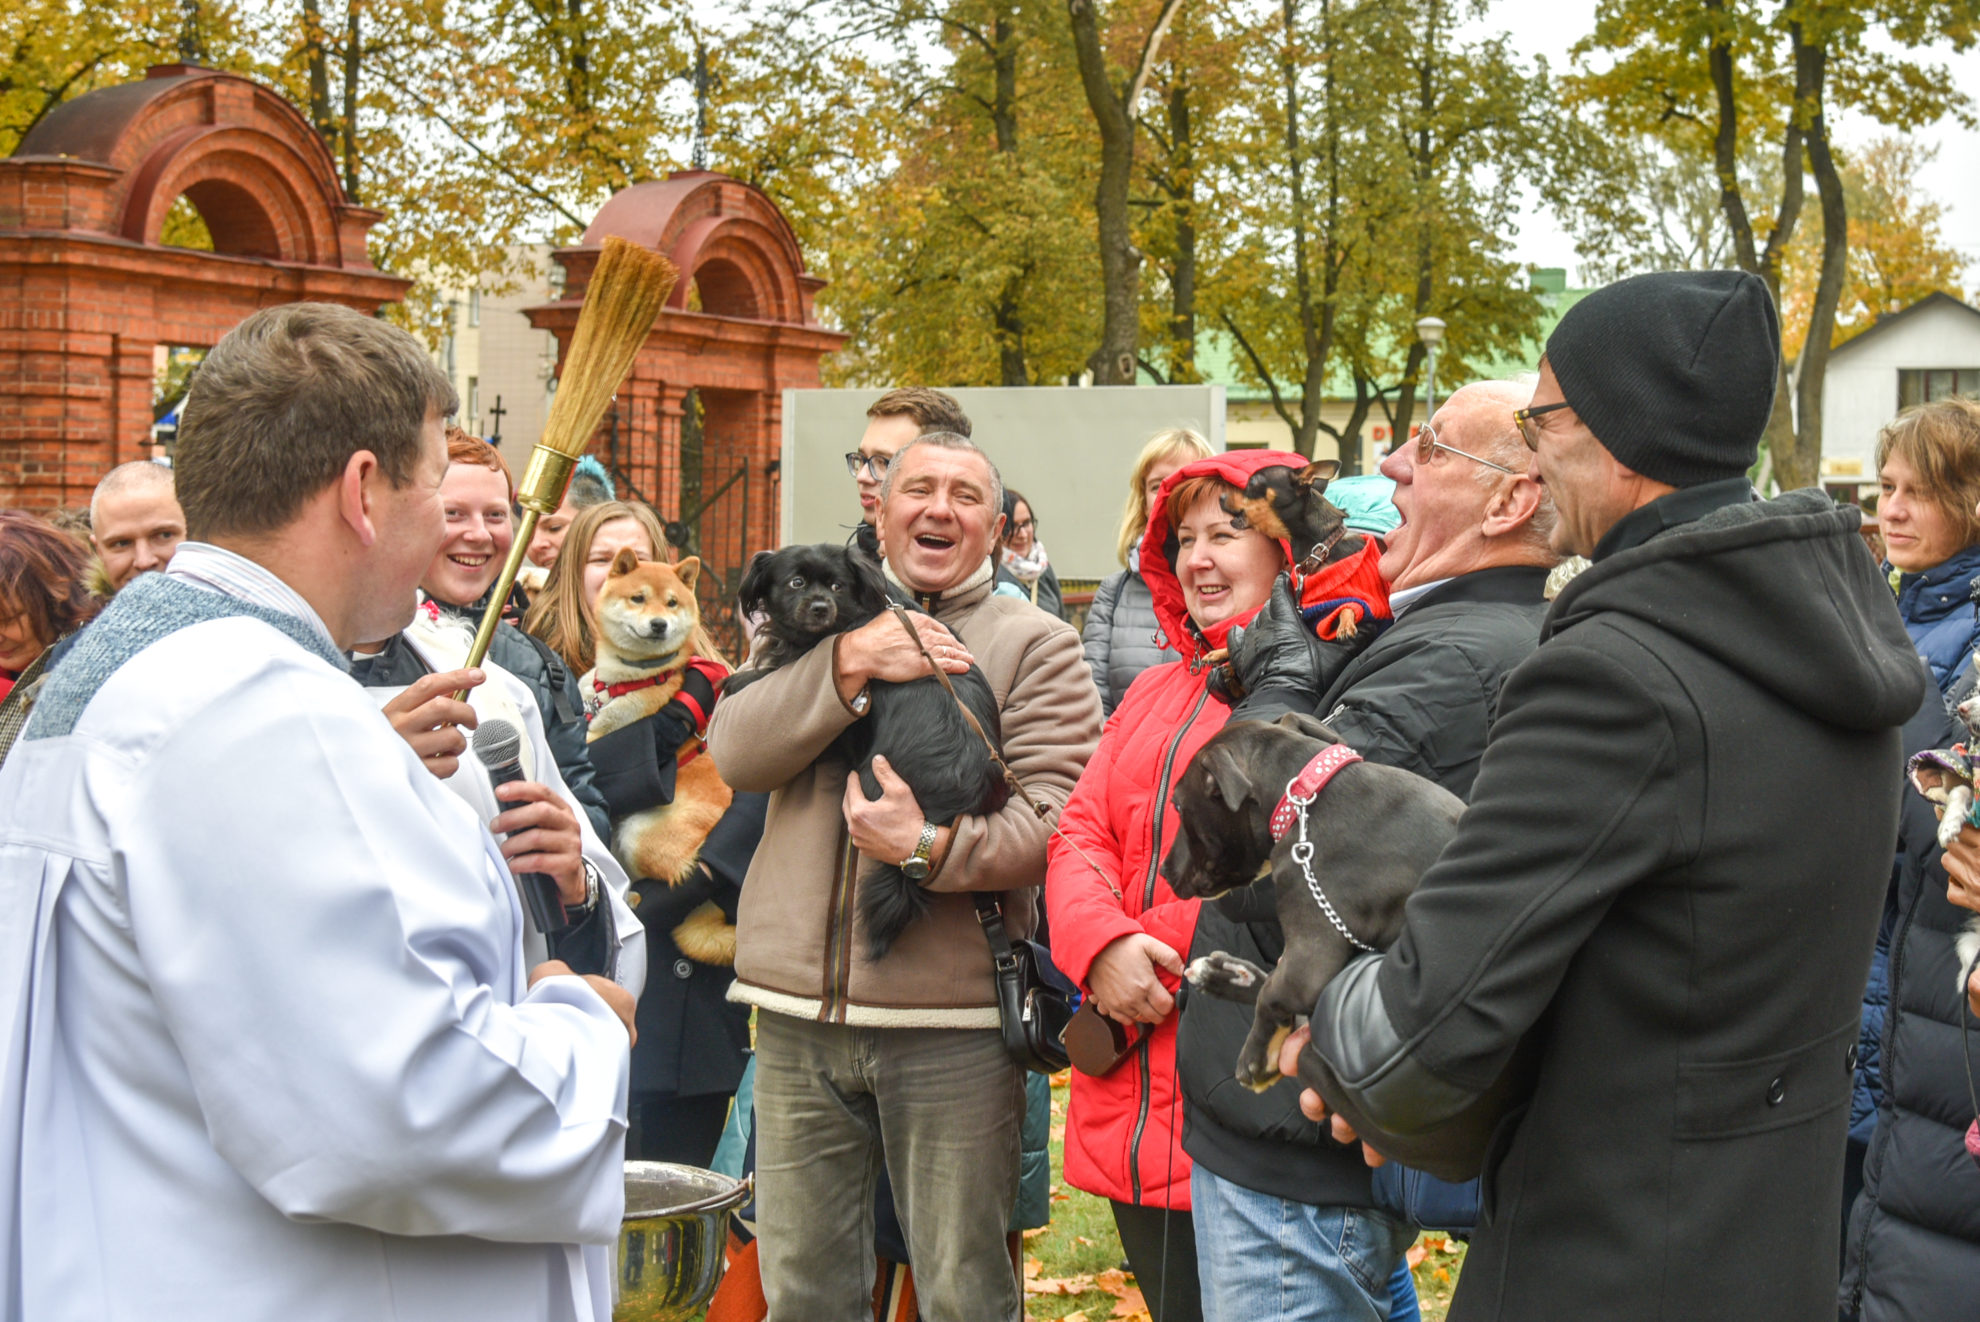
[1374,379,1558,592]
[91,461,186,590]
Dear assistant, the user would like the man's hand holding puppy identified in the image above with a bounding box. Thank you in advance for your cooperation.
[844,754,952,873]
[833,612,974,707]
[1277,1024,1387,1168]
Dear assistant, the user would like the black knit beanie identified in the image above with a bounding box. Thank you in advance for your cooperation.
[1544,269,1781,488]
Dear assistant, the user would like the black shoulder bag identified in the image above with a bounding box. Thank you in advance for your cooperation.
[974,894,1074,1074]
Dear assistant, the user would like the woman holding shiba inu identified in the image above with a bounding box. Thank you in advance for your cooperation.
[529,499,762,1169]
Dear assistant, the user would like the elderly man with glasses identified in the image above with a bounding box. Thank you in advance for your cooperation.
[1265,271,1923,1322]
[1182,379,1559,1322]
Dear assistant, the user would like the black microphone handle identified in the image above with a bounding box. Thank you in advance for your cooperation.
[483,756,571,935]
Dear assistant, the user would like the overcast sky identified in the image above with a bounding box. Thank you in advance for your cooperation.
[1487,0,1980,286]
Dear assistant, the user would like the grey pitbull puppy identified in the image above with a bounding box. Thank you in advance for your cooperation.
[1165,712,1539,1182]
[1163,713,1460,1092]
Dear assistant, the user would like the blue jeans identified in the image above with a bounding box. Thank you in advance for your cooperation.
[1190,1164,1418,1322]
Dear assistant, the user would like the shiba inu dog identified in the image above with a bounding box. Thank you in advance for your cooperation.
[582,551,736,965]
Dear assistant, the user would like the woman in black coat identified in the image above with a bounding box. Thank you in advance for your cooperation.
[588,664,763,1168]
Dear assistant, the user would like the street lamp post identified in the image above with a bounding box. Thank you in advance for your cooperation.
[1415,316,1447,420]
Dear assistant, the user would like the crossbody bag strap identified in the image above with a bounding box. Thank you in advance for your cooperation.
[885,605,1123,901]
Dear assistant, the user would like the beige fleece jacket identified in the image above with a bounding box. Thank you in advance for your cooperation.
[710,565,1102,1027]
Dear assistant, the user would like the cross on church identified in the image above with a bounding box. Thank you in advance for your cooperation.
[487,394,506,444]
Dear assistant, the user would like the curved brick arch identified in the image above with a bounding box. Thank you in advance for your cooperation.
[0,66,407,509]
[528,171,848,645]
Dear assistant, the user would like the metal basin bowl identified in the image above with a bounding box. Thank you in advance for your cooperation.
[616,1161,751,1322]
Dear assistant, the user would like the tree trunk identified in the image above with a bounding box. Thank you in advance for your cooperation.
[1068,0,1142,385]
[1788,31,1844,492]
[1707,0,1807,487]
[303,0,335,146]
[340,1,361,201]
[991,8,1030,386]
[1167,77,1198,382]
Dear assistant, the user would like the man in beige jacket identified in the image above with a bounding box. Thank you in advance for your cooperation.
[710,433,1102,1321]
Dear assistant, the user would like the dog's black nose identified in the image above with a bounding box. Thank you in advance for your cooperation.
[804,597,836,625]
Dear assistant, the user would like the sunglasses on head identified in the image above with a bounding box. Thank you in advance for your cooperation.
[1413,422,1521,475]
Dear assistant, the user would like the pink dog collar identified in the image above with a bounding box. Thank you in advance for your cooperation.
[1268,743,1363,842]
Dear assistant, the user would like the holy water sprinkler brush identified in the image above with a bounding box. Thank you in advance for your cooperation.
[460,236,678,683]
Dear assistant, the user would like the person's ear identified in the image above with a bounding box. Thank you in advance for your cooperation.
[339,450,384,548]
[1482,474,1545,540]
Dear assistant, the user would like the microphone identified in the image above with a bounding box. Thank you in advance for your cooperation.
[472,719,569,935]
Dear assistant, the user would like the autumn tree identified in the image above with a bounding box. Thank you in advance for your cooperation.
[1780,135,1968,354]
[1569,0,1975,488]
[1065,0,1184,383]
[1210,0,1547,467]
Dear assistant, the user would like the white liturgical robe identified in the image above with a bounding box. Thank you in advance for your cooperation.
[0,581,632,1319]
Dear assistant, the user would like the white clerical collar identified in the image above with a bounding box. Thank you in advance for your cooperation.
[166,542,340,657]
[1387,576,1455,615]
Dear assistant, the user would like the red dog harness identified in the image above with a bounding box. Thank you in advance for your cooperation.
[1268,742,1363,841]
[588,658,727,769]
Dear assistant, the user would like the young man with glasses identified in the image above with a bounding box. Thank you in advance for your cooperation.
[1184,380,1558,1322]
[1279,270,1926,1322]
[847,388,972,557]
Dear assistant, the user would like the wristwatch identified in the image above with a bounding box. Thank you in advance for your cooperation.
[899,821,939,882]
[574,859,601,913]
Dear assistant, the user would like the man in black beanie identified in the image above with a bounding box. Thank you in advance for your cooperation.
[1271,269,1929,1320]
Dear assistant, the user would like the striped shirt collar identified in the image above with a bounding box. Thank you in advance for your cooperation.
[165,542,340,658]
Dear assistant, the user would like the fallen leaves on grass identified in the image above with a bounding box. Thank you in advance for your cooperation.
[1407,1234,1448,1269]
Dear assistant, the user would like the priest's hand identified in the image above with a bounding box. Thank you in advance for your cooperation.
[492,781,587,906]
[530,959,637,1046]
[1277,1024,1385,1167]
[383,668,483,779]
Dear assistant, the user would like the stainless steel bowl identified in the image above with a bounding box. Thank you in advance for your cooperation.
[616,1161,752,1322]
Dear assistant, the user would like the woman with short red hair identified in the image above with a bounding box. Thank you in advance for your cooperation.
[0,511,99,764]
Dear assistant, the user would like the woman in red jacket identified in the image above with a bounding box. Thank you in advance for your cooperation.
[1047,451,1389,1322]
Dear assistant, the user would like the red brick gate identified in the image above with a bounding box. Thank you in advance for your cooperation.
[0,65,407,510]
[527,171,847,649]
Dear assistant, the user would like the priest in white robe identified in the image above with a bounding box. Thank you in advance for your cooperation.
[0,303,635,1322]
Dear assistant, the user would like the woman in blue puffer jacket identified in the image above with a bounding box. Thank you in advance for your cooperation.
[1842,399,1980,1319]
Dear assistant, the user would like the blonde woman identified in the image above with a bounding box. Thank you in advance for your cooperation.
[1080,427,1216,713]
[525,497,759,1170]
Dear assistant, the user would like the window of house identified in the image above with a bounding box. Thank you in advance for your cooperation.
[1898,368,1980,409]
[467,376,480,433]
[469,289,481,327]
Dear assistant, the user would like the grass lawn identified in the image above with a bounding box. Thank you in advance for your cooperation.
[1023,1071,1468,1321]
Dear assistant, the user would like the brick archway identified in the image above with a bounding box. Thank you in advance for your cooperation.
[527,171,847,641]
[0,65,408,509]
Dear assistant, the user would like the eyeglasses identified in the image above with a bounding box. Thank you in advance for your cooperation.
[1513,401,1573,450]
[844,451,890,479]
[1414,423,1522,476]
[1009,518,1037,536]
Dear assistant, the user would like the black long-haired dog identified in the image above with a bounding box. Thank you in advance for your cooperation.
[731,543,1009,958]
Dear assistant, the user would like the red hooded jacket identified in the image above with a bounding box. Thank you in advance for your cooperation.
[1046,450,1389,1209]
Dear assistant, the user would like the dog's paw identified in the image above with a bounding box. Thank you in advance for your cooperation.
[1239,1022,1292,1093]
[1942,787,1976,849]
[1186,951,1269,1004]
